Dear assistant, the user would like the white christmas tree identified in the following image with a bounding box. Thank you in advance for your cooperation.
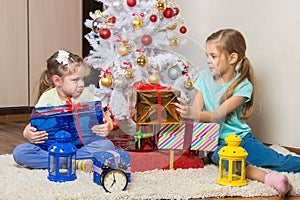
[84,0,205,134]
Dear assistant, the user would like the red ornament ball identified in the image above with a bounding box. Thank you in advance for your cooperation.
[108,16,116,24]
[173,7,180,15]
[127,0,136,7]
[180,26,187,34]
[100,28,111,39]
[112,118,119,130]
[163,7,174,18]
[141,34,152,46]
[150,14,158,22]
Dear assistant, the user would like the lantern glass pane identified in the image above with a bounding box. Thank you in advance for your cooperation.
[59,156,69,176]
[71,155,76,174]
[234,161,242,177]
[49,155,56,175]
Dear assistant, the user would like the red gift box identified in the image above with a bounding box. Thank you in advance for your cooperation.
[130,149,204,172]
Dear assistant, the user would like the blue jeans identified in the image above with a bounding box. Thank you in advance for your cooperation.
[209,133,300,173]
[13,135,115,169]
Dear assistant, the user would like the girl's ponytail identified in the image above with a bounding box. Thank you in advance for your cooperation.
[36,69,54,103]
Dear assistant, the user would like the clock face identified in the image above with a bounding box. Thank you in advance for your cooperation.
[102,169,128,193]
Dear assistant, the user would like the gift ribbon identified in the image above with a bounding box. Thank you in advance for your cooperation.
[134,82,172,123]
[134,128,154,149]
[66,98,83,145]
[169,149,174,169]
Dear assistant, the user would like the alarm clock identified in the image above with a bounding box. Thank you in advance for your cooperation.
[101,169,128,193]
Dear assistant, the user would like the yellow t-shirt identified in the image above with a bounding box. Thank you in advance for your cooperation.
[35,87,99,108]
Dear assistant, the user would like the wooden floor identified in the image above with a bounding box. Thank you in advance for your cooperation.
[0,114,298,200]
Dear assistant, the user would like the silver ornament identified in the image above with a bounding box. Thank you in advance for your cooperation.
[114,77,128,90]
[112,0,123,10]
[168,66,181,80]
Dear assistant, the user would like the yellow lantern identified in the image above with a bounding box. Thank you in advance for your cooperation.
[218,134,248,186]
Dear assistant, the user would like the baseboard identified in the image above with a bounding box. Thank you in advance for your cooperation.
[265,143,300,156]
[0,106,33,115]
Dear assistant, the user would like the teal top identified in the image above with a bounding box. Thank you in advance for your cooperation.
[194,69,253,145]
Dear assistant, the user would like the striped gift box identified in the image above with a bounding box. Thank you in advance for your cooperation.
[158,123,185,149]
[191,123,220,151]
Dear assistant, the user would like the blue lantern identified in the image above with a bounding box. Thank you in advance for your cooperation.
[48,131,77,182]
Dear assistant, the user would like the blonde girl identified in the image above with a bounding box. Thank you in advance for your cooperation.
[13,50,115,172]
[176,29,300,195]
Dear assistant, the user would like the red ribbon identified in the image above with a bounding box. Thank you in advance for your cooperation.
[132,13,145,17]
[123,61,133,68]
[136,49,144,54]
[99,67,112,78]
[116,35,128,45]
[134,82,172,123]
[133,82,172,91]
[66,98,83,144]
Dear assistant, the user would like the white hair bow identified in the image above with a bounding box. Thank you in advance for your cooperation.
[56,50,70,65]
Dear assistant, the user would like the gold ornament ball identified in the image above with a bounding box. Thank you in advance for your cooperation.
[184,78,195,90]
[170,36,180,47]
[126,42,134,52]
[148,74,160,85]
[136,54,148,67]
[132,16,143,29]
[156,0,166,11]
[167,23,177,30]
[100,76,113,87]
[118,45,129,56]
[124,68,135,79]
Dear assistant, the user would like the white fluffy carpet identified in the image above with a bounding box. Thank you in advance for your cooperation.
[0,145,299,200]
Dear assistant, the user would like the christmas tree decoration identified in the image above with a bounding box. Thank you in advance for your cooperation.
[149,14,158,22]
[156,0,166,12]
[141,34,152,46]
[173,7,180,15]
[107,16,116,24]
[167,23,177,30]
[112,0,123,10]
[127,0,137,7]
[163,7,174,18]
[168,65,181,80]
[132,16,143,29]
[184,78,194,91]
[180,26,187,34]
[124,67,135,79]
[126,42,134,52]
[118,44,129,56]
[92,17,104,34]
[114,76,129,89]
[148,73,160,85]
[136,54,148,67]
[100,28,111,39]
[100,75,113,87]
[170,36,179,47]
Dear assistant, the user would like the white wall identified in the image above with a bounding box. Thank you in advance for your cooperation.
[177,0,300,148]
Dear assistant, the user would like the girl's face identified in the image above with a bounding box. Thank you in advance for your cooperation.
[205,40,230,78]
[56,64,86,100]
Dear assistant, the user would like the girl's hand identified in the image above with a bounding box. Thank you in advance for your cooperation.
[91,115,113,137]
[175,97,190,118]
[23,123,48,144]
